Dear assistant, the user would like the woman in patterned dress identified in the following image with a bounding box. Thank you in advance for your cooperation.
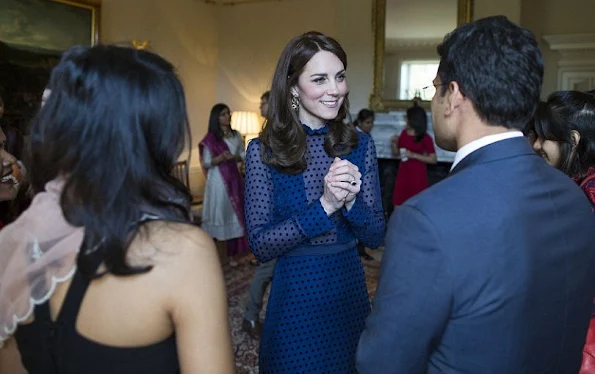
[244,31,385,373]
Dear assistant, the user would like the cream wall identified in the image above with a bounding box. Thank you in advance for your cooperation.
[336,0,375,114]
[474,0,521,23]
[521,0,595,96]
[100,0,219,195]
[214,0,373,114]
[474,0,595,97]
[215,0,337,113]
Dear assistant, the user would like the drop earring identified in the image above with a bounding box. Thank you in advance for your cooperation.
[291,94,300,111]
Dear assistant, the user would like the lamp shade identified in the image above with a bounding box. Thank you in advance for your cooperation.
[231,111,261,136]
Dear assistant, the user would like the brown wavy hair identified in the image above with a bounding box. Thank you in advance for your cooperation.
[259,31,358,174]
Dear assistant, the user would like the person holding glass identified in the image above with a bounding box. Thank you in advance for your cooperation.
[391,102,437,207]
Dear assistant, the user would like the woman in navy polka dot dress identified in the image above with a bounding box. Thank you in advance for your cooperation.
[244,31,386,373]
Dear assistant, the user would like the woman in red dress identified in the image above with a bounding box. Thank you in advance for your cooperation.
[391,103,437,206]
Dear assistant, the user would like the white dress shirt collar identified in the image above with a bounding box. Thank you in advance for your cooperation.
[450,131,524,171]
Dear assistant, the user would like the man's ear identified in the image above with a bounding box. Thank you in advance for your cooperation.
[445,81,464,115]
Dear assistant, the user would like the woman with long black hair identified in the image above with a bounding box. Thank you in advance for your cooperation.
[0,45,234,374]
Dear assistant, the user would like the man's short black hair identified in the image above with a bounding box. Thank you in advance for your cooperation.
[437,15,543,130]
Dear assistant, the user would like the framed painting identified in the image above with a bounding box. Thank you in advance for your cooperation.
[0,0,99,52]
[0,0,99,133]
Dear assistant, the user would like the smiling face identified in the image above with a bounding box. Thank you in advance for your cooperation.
[292,50,348,127]
[533,136,562,168]
[0,128,18,202]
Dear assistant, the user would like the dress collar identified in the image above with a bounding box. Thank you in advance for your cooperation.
[302,123,328,135]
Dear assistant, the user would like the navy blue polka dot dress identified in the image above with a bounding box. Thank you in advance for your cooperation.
[244,124,386,373]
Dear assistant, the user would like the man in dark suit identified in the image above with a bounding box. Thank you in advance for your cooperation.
[357,16,595,374]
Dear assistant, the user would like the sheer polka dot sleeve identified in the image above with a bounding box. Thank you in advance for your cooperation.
[342,135,386,249]
[244,140,334,262]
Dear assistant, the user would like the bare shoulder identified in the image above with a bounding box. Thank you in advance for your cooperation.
[147,220,215,250]
[132,222,228,328]
[127,221,220,280]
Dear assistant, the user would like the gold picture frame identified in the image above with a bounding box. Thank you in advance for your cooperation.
[370,0,474,111]
[0,0,100,135]
[51,0,100,47]
[0,0,100,53]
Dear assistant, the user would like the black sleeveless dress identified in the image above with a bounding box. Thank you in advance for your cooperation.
[14,244,179,373]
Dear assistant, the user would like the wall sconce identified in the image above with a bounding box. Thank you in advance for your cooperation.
[231,111,262,147]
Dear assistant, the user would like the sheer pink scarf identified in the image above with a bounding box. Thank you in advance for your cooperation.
[0,179,83,346]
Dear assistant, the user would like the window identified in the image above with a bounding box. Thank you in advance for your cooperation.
[399,61,439,101]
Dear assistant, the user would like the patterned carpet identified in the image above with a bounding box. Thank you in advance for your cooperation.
[224,251,382,374]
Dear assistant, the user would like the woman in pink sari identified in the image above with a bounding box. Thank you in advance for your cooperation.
[199,103,249,267]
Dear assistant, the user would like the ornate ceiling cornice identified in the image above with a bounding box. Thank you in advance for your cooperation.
[543,33,595,66]
[543,33,595,51]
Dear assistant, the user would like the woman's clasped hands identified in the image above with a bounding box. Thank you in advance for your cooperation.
[320,157,361,215]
